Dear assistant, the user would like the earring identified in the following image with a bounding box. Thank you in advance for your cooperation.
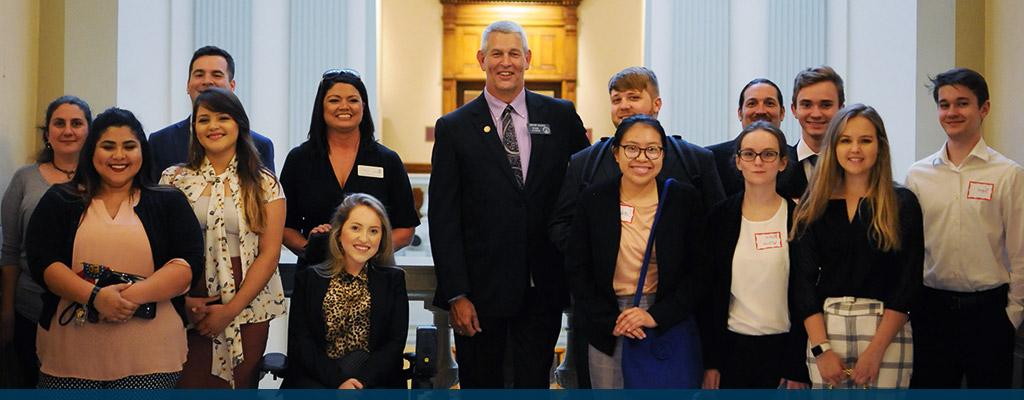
[45,141,52,150]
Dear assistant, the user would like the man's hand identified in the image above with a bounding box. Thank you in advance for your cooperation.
[450,297,482,337]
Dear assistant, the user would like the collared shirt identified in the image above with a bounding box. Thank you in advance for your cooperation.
[795,138,818,180]
[483,88,531,180]
[324,267,371,359]
[905,138,1024,327]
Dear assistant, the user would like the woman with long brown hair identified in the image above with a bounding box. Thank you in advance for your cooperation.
[160,87,286,388]
[789,103,923,389]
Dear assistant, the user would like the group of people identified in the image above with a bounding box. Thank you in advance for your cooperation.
[427,21,1022,391]
[2,46,416,389]
[0,19,1020,391]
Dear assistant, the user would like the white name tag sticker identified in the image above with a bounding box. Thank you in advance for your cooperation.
[754,232,783,250]
[967,181,994,201]
[619,204,635,224]
[357,165,384,179]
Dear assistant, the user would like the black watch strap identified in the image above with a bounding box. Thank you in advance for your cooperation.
[87,285,101,309]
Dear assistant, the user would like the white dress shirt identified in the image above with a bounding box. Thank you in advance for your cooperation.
[905,138,1024,327]
[795,139,817,180]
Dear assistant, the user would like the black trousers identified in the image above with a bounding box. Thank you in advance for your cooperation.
[3,313,39,388]
[910,285,1016,388]
[453,305,561,388]
[719,330,787,388]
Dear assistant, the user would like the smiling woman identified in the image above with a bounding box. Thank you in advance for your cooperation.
[24,108,204,389]
[159,88,287,388]
[567,115,706,388]
[279,70,419,270]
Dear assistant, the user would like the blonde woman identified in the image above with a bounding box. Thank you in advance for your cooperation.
[284,193,409,389]
[161,88,286,388]
[789,104,924,389]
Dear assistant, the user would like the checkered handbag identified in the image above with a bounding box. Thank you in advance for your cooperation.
[806,297,913,389]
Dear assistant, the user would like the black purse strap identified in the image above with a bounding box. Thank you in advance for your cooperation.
[632,178,674,307]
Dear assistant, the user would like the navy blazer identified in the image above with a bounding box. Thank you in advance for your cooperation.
[549,135,725,254]
[700,193,808,382]
[148,117,276,179]
[566,178,707,356]
[428,91,590,316]
[707,139,807,200]
[283,265,409,388]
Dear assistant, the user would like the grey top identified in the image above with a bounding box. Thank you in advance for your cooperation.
[1,163,50,321]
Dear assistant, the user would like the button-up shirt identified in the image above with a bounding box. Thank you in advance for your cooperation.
[483,88,531,180]
[905,138,1024,327]
[796,138,818,180]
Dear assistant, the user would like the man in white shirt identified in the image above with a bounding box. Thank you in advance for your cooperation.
[905,68,1024,388]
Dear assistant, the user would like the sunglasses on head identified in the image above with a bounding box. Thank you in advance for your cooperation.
[322,68,361,79]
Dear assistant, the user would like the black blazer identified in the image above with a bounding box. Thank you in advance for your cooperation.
[776,145,809,200]
[283,265,409,388]
[549,135,725,254]
[700,193,808,382]
[428,91,590,316]
[566,178,707,356]
[25,186,204,330]
[706,140,807,200]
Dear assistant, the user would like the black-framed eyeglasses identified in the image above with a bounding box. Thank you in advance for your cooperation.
[322,68,361,79]
[617,144,664,160]
[736,149,780,162]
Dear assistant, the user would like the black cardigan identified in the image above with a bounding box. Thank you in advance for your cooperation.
[699,193,808,382]
[25,185,205,330]
[566,178,707,356]
[282,264,409,388]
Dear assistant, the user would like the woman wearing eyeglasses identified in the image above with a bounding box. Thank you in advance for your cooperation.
[566,115,706,388]
[280,69,419,269]
[700,121,808,389]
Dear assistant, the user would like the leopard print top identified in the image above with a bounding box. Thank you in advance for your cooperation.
[323,268,371,359]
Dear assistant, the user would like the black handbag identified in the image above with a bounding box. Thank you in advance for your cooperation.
[82,262,156,322]
[620,178,703,388]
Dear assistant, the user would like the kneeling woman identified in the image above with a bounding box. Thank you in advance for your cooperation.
[284,193,409,389]
[790,104,923,389]
[567,115,706,388]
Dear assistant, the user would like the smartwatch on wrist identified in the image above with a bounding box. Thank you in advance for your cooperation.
[811,341,832,358]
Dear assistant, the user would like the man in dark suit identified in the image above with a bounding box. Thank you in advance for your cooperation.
[548,67,724,387]
[706,79,793,197]
[777,66,845,199]
[149,46,275,179]
[429,20,590,388]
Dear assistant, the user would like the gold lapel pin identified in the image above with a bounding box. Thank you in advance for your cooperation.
[483,126,491,133]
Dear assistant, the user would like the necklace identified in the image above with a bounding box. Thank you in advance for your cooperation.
[51,162,76,180]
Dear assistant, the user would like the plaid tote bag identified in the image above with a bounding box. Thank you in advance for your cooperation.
[806,297,913,389]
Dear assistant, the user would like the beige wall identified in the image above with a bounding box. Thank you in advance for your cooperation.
[378,0,645,164]
[984,0,1023,163]
[378,0,444,164]
[576,0,645,139]
[0,0,40,194]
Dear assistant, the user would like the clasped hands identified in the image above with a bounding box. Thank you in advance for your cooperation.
[186,295,237,338]
[817,346,883,388]
[94,283,138,323]
[613,307,656,340]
